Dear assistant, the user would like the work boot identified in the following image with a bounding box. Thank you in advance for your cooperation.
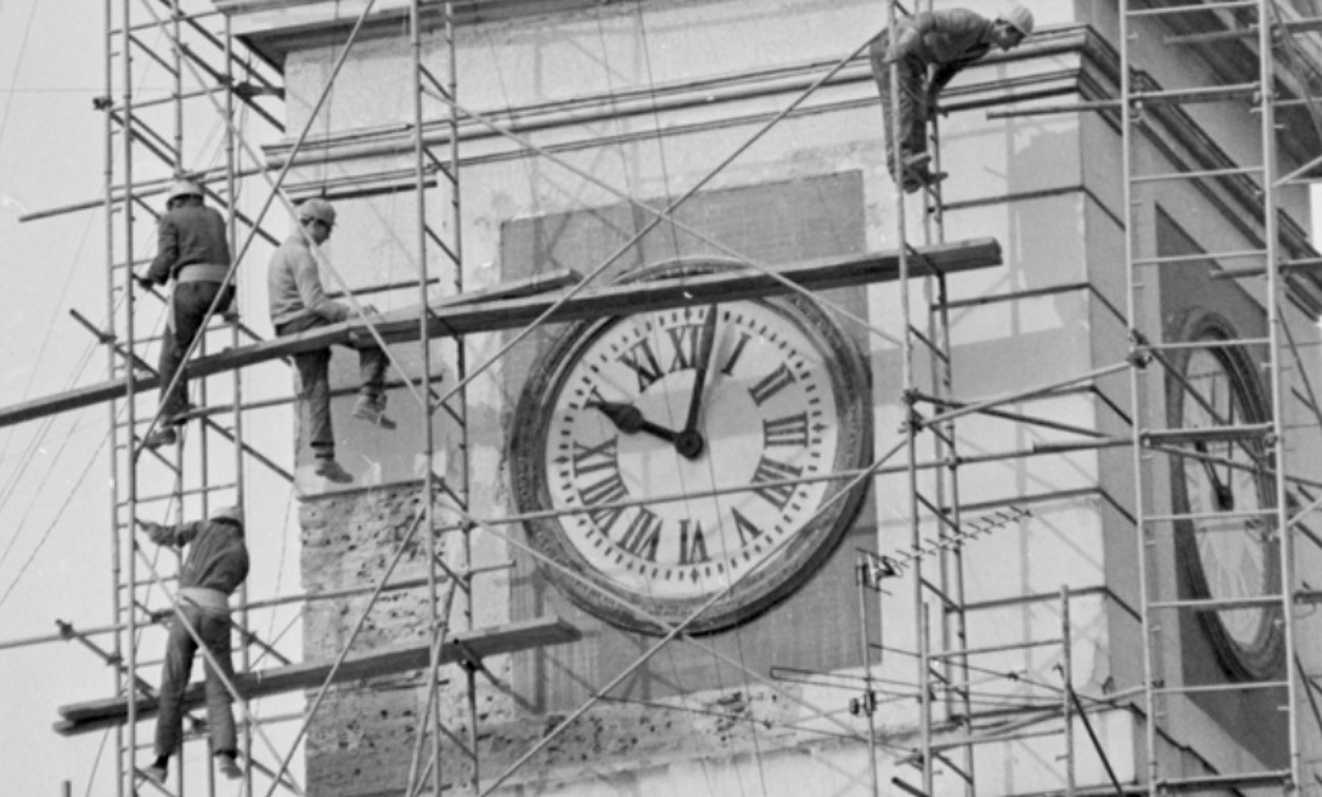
[921,169,949,188]
[314,457,354,484]
[142,761,167,785]
[351,394,396,430]
[216,753,242,780]
[143,426,178,449]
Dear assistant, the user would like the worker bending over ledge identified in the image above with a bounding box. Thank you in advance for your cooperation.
[138,505,249,785]
[870,5,1033,192]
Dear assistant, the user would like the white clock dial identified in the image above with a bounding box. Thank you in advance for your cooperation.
[511,260,871,635]
[1180,348,1268,648]
[544,302,839,598]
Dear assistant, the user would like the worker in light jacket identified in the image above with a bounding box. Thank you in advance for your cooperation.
[138,179,236,449]
[268,198,394,484]
[870,5,1034,192]
[139,505,249,785]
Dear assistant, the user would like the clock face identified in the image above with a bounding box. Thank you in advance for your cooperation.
[1169,316,1282,678]
[510,260,872,635]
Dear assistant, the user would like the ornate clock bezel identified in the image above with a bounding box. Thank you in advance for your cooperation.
[1166,308,1283,679]
[508,257,873,636]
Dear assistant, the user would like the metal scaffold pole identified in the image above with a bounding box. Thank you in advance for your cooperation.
[442,0,483,790]
[1256,2,1302,790]
[1116,7,1160,794]
[118,0,141,791]
[222,10,254,791]
[102,0,124,792]
[409,0,445,794]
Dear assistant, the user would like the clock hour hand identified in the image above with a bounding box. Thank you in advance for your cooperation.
[588,400,681,444]
[1193,441,1234,510]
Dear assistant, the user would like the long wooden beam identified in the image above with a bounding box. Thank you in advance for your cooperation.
[3,240,999,429]
[54,616,580,736]
[0,268,577,429]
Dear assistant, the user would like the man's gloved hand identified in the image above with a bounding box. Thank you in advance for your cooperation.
[360,304,380,317]
[135,274,157,292]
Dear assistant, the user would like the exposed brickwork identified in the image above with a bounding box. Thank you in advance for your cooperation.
[299,481,882,795]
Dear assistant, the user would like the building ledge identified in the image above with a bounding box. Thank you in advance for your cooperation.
[214,0,643,66]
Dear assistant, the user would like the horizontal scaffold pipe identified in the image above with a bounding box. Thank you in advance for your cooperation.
[0,241,1000,429]
[54,616,579,736]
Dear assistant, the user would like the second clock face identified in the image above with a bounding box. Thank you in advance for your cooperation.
[510,260,872,635]
[1169,316,1283,679]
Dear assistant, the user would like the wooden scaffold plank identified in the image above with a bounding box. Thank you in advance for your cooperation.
[54,616,580,736]
[0,240,1001,429]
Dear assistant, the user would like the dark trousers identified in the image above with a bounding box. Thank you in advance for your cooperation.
[869,38,929,181]
[154,604,236,758]
[276,315,388,459]
[157,281,235,423]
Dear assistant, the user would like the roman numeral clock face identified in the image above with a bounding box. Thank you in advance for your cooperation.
[509,262,871,635]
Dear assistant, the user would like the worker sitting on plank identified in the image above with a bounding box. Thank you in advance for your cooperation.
[268,197,394,484]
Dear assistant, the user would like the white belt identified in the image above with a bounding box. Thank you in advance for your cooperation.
[175,263,229,284]
[178,586,229,612]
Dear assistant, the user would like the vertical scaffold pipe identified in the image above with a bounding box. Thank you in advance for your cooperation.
[223,13,253,793]
[120,0,140,791]
[443,1,481,791]
[884,2,933,792]
[1117,5,1159,795]
[410,1,444,795]
[102,0,124,794]
[914,2,972,789]
[171,0,182,170]
[855,558,880,797]
[1258,1,1302,790]
[1061,585,1075,796]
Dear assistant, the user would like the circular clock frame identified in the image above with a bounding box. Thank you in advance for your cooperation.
[508,257,873,636]
[1166,309,1283,680]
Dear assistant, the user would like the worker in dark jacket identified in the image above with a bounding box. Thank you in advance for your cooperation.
[138,179,236,448]
[268,198,394,484]
[139,505,250,785]
[870,6,1034,192]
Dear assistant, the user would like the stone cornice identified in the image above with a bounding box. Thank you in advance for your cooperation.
[215,0,643,65]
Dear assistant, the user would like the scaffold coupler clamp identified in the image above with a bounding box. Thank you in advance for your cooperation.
[900,389,925,433]
[849,689,878,717]
[857,552,899,590]
[1127,330,1153,369]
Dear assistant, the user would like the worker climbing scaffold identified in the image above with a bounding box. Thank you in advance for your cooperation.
[137,179,237,449]
[136,505,249,786]
[870,4,1034,192]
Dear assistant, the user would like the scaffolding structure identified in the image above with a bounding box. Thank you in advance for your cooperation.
[4,1,1322,795]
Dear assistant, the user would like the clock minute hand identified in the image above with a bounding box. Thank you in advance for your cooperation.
[588,400,681,444]
[682,304,720,435]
